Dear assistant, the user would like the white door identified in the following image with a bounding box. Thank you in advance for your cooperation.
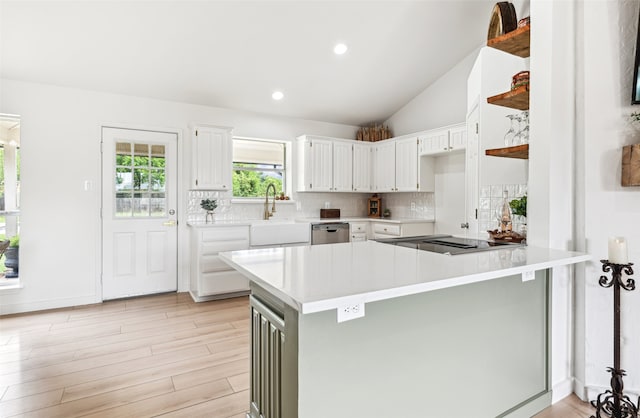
[102,127,178,300]
[332,141,353,192]
[352,142,371,192]
[374,141,396,192]
[309,138,333,191]
[395,137,419,191]
[465,109,480,237]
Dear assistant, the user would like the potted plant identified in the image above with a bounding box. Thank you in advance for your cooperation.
[200,199,218,223]
[509,195,527,236]
[4,234,19,278]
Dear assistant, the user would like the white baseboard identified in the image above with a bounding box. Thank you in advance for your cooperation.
[552,378,574,403]
[573,378,589,401]
[0,295,100,315]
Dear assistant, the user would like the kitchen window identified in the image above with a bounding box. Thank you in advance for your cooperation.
[232,138,287,198]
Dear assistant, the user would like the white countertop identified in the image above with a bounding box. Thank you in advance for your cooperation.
[219,241,590,314]
[187,217,434,227]
[298,217,435,224]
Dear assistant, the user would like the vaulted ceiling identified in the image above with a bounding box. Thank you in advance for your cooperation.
[0,1,496,126]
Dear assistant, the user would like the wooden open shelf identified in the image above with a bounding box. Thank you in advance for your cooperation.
[485,144,529,159]
[486,84,529,110]
[487,25,530,58]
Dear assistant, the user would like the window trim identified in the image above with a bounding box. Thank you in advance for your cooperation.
[231,136,291,199]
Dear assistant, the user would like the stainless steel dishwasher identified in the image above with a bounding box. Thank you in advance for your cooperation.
[311,222,350,245]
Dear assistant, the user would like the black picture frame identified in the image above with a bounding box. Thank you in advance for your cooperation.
[632,10,640,104]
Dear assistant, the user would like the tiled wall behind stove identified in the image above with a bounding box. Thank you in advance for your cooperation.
[381,192,435,219]
[478,183,527,233]
[187,190,435,221]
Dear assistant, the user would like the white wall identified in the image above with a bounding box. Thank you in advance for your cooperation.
[570,0,640,400]
[0,79,358,314]
[385,49,480,136]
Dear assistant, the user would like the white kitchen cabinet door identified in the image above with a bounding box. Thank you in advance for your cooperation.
[419,129,449,156]
[395,137,419,192]
[352,142,371,192]
[449,124,468,151]
[309,137,333,192]
[332,140,353,192]
[465,109,480,236]
[192,126,232,190]
[373,141,396,192]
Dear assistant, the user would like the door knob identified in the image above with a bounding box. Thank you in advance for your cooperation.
[460,222,469,229]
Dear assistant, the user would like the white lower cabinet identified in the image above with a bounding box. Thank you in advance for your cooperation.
[190,226,250,302]
[371,221,434,240]
[349,222,368,242]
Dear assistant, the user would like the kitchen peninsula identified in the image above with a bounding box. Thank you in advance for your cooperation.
[220,241,589,418]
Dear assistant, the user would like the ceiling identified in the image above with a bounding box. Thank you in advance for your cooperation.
[0,1,495,126]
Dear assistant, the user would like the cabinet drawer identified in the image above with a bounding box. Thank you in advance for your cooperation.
[199,270,249,296]
[351,233,367,242]
[201,239,249,255]
[350,222,367,233]
[201,227,249,242]
[200,254,233,274]
[372,223,400,236]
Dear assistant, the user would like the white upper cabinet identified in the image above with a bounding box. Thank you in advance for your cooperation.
[296,136,352,192]
[419,123,467,156]
[352,142,372,192]
[373,141,396,192]
[448,124,468,151]
[332,140,354,192]
[395,137,419,191]
[192,125,232,190]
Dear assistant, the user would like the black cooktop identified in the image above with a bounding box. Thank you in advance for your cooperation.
[376,235,524,255]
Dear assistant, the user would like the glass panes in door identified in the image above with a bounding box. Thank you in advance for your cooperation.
[115,142,166,217]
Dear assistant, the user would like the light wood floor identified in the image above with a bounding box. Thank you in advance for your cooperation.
[0,292,595,418]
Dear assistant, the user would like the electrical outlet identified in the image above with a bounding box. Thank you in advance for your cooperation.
[337,302,365,323]
[410,201,416,211]
[522,270,535,282]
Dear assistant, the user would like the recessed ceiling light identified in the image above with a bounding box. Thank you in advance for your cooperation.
[334,43,348,55]
[272,91,284,100]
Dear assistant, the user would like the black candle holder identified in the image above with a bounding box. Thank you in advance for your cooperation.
[591,260,640,418]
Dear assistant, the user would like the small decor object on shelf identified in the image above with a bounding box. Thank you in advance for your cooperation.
[590,243,639,418]
[356,124,392,142]
[200,199,218,223]
[622,143,640,187]
[511,70,529,90]
[487,2,517,40]
[367,194,382,218]
[383,208,391,218]
[517,16,530,28]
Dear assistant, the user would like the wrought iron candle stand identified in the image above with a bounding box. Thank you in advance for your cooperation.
[591,260,640,418]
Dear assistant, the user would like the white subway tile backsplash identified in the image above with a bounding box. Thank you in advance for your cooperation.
[186,190,436,221]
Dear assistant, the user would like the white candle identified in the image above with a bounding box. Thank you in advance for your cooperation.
[608,237,629,264]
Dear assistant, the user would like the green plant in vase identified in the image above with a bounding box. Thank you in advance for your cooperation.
[200,199,218,223]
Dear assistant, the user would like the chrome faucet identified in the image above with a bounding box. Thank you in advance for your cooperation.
[264,183,277,220]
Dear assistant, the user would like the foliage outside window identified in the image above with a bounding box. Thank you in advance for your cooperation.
[115,142,166,217]
[232,138,285,198]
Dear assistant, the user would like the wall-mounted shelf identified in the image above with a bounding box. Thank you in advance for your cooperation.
[485,144,529,159]
[487,25,530,58]
[486,85,529,110]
